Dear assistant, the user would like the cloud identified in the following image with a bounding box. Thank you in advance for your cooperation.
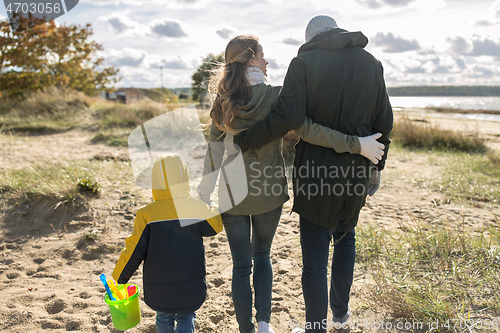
[475,0,500,26]
[454,57,466,70]
[384,54,467,77]
[475,20,494,27]
[283,37,302,46]
[493,0,500,18]
[105,48,147,67]
[355,0,416,9]
[447,36,500,57]
[447,37,473,54]
[216,28,233,39]
[470,37,500,57]
[372,32,421,52]
[151,19,187,38]
[82,0,205,5]
[150,57,192,70]
[405,66,426,73]
[267,58,281,69]
[100,13,149,35]
[108,17,129,33]
[471,65,495,77]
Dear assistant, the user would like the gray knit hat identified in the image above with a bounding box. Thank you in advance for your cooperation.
[305,15,338,42]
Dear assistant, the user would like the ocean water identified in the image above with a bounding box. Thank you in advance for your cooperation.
[389,96,500,122]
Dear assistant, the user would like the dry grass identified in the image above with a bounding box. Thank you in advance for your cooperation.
[91,100,168,129]
[357,213,500,328]
[0,87,94,133]
[0,161,102,203]
[391,116,487,153]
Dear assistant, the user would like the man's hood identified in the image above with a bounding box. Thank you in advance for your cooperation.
[298,28,368,55]
[151,155,190,201]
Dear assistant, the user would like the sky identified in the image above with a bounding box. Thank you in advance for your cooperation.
[1,0,500,88]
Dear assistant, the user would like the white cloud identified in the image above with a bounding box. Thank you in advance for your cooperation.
[372,32,421,53]
[68,0,500,87]
[147,56,195,70]
[283,37,302,46]
[103,48,147,67]
[469,64,496,77]
[81,0,210,7]
[491,0,500,19]
[380,51,500,86]
[447,35,500,58]
[151,18,188,38]
[470,36,500,57]
[407,0,445,12]
[355,0,417,9]
[473,0,500,27]
[98,13,151,37]
[309,0,371,14]
[210,24,240,40]
[216,28,233,39]
[447,36,474,55]
[310,0,443,14]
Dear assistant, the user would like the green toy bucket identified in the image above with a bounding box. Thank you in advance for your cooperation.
[104,283,141,330]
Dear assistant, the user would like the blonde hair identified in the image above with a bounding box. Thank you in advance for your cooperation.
[208,35,259,134]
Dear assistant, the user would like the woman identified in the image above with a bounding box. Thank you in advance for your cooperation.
[198,35,383,333]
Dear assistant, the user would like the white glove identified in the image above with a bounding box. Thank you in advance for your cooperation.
[358,133,385,164]
[224,133,240,156]
[367,170,381,196]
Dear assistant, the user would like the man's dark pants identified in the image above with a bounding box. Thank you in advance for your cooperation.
[299,206,355,333]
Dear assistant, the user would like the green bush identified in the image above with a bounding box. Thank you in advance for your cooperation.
[77,177,101,195]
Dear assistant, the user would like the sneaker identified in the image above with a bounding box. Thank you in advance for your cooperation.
[291,328,305,333]
[332,311,351,325]
[257,321,275,333]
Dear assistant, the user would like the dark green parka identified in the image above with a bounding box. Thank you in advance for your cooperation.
[234,28,393,229]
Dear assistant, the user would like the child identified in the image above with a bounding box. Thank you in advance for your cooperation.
[113,154,223,333]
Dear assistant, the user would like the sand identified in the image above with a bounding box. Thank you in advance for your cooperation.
[0,111,499,332]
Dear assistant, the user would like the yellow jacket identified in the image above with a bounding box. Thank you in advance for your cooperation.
[112,155,222,313]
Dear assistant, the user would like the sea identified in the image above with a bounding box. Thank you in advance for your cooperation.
[388,96,500,122]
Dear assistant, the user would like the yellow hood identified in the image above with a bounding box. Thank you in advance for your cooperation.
[151,155,190,201]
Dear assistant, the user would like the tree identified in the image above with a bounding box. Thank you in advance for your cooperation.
[0,13,120,98]
[191,53,223,103]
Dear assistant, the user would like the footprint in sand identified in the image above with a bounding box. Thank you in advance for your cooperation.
[40,320,63,329]
[211,278,225,288]
[78,291,92,299]
[66,321,80,331]
[45,299,66,315]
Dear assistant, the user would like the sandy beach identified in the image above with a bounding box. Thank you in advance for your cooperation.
[1,110,499,332]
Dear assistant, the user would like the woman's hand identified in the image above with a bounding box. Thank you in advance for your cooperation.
[358,133,385,164]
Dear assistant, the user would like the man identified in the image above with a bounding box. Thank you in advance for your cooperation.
[231,15,393,333]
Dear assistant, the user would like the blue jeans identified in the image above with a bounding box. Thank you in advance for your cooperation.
[222,205,282,333]
[156,312,196,333]
[299,209,356,333]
